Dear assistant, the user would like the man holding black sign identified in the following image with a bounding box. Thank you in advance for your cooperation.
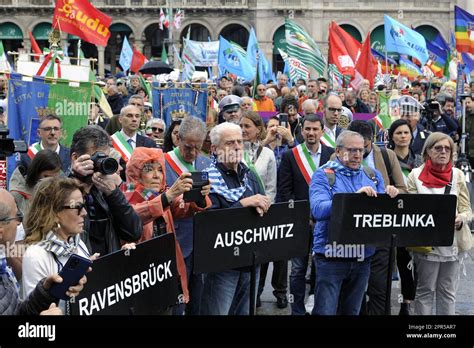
[309,130,399,315]
[277,113,334,315]
[200,122,270,315]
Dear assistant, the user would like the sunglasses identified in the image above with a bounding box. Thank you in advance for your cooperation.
[152,127,164,132]
[327,107,342,113]
[432,145,451,153]
[63,202,86,215]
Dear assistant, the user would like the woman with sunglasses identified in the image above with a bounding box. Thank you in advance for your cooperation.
[407,132,472,315]
[21,177,92,312]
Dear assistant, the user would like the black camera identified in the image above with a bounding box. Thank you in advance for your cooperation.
[0,125,27,158]
[90,151,118,175]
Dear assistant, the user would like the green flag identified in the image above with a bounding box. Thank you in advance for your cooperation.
[372,92,392,131]
[161,45,169,64]
[285,18,326,76]
[48,81,92,147]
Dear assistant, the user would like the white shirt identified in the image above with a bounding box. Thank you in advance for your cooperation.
[307,143,322,169]
[120,130,137,149]
[40,142,60,155]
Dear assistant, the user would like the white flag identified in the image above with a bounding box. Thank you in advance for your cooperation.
[173,10,184,30]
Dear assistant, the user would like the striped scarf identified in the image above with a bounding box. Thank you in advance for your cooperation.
[125,183,160,201]
[204,162,250,203]
[37,231,81,258]
[320,159,362,177]
[0,254,20,293]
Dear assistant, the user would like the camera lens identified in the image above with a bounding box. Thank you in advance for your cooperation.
[98,157,119,175]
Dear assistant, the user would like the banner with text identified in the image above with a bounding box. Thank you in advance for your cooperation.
[70,233,180,315]
[193,201,310,273]
[328,193,456,247]
[152,84,208,127]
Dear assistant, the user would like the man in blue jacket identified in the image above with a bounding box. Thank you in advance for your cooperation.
[309,130,399,315]
[164,115,210,315]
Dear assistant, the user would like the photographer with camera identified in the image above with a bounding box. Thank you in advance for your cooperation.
[70,125,142,256]
[421,94,459,139]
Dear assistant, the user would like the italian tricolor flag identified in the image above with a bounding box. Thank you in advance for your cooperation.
[0,40,11,72]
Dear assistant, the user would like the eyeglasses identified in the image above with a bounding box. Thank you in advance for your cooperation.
[39,127,61,133]
[342,147,365,155]
[62,202,86,215]
[432,145,451,153]
[182,142,202,152]
[0,210,23,224]
[152,127,164,133]
[327,107,342,113]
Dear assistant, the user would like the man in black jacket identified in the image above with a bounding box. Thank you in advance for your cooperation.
[70,125,143,256]
[277,113,334,315]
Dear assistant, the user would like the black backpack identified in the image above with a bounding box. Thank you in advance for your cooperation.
[324,166,379,188]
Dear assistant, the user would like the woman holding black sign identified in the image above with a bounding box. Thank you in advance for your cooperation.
[407,132,472,315]
[124,147,211,307]
[387,119,422,315]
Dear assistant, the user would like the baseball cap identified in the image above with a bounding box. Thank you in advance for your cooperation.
[219,95,242,112]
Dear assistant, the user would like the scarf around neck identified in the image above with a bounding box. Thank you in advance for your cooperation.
[204,162,250,203]
[320,159,362,177]
[418,159,453,188]
[37,231,81,258]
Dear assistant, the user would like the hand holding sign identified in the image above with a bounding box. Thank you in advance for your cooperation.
[385,185,399,198]
[240,194,271,217]
[357,186,378,197]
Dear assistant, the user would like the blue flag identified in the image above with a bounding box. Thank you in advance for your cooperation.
[218,36,255,82]
[384,15,429,65]
[119,36,133,73]
[7,73,50,180]
[246,28,273,84]
[152,83,208,127]
[432,33,449,51]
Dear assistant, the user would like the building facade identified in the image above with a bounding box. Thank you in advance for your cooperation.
[0,0,470,77]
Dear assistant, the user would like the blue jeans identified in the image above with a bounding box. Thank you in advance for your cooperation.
[312,255,371,315]
[290,255,309,315]
[201,267,259,315]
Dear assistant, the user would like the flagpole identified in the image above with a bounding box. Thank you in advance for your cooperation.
[168,0,173,65]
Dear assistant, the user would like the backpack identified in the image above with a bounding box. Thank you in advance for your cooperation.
[324,166,379,188]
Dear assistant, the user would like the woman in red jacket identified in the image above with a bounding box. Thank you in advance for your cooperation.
[124,147,211,305]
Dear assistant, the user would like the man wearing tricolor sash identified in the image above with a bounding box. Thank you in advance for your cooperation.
[164,116,211,315]
[277,113,334,315]
[321,94,344,149]
[111,105,156,180]
[16,115,70,175]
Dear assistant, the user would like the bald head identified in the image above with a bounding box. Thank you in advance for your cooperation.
[0,189,18,245]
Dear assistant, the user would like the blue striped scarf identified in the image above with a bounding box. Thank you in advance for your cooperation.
[0,253,20,293]
[37,231,81,258]
[204,162,250,203]
[320,159,362,177]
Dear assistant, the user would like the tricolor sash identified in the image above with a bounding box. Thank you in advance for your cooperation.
[27,142,42,160]
[164,147,195,176]
[242,151,265,192]
[292,143,317,185]
[320,131,336,148]
[111,132,133,163]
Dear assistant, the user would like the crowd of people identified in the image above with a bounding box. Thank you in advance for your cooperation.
[0,71,472,316]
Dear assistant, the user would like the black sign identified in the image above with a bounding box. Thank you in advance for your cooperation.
[329,193,457,247]
[193,200,310,273]
[70,233,180,315]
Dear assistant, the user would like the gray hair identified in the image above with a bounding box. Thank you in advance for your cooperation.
[120,104,140,117]
[210,122,242,146]
[0,201,11,221]
[335,130,364,148]
[178,116,207,142]
[128,94,144,104]
[146,118,166,131]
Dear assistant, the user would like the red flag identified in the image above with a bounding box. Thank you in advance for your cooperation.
[354,32,378,89]
[53,0,111,47]
[130,47,148,73]
[328,22,362,77]
[29,31,42,62]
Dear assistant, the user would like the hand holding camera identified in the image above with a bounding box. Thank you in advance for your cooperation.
[166,172,194,202]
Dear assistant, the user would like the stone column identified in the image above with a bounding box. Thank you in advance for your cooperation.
[97,45,105,78]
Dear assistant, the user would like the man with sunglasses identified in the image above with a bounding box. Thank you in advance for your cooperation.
[16,114,70,176]
[146,118,166,145]
[310,131,399,315]
[164,116,210,315]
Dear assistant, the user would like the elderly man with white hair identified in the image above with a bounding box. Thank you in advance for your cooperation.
[201,122,271,315]
[146,118,166,145]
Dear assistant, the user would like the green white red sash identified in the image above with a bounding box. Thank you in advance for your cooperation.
[164,147,195,176]
[27,142,42,160]
[242,151,265,192]
[320,131,336,148]
[111,132,133,163]
[292,143,317,185]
